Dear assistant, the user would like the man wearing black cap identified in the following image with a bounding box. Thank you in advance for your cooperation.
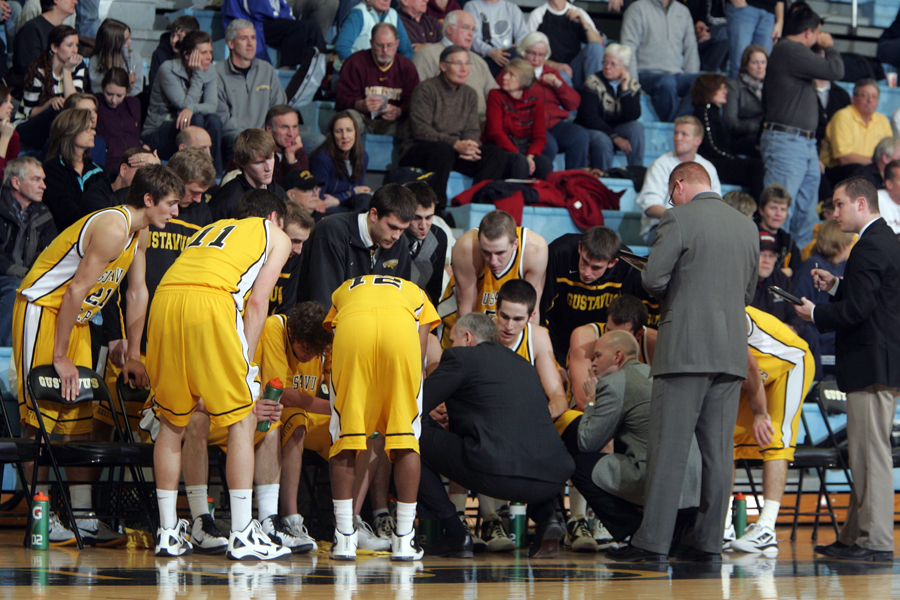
[751,231,806,333]
[284,170,327,221]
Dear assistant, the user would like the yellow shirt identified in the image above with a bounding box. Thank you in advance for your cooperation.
[254,314,330,397]
[18,206,138,324]
[820,105,893,168]
[325,275,440,331]
[746,306,811,383]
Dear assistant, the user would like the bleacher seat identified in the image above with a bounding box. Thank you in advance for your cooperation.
[167,8,224,41]
[601,178,637,211]
[721,183,743,196]
[365,135,398,171]
[639,94,661,123]
[642,121,674,165]
[446,172,474,201]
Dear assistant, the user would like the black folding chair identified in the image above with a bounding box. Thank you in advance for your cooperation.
[26,365,158,548]
[0,378,41,519]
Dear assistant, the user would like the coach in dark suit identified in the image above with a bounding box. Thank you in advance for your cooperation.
[610,162,759,562]
[795,177,900,562]
[418,313,575,558]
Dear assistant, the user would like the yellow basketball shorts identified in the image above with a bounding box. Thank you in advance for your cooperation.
[207,419,278,452]
[734,351,815,461]
[554,409,583,436]
[13,297,93,435]
[282,408,332,460]
[329,313,423,458]
[93,355,145,433]
[147,286,259,429]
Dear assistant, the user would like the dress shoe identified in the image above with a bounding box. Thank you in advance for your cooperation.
[674,545,722,563]
[606,542,668,563]
[814,540,849,557]
[827,543,893,562]
[425,534,473,558]
[528,517,563,558]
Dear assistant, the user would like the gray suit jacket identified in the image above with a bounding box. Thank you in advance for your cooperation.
[642,192,759,378]
[577,359,701,508]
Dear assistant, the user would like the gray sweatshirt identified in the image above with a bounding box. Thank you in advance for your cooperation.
[620,0,699,79]
[763,40,844,133]
[215,58,287,140]
[142,59,219,136]
[463,0,530,58]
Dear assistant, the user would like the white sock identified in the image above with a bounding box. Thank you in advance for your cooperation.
[373,507,390,518]
[185,486,209,522]
[256,484,280,521]
[724,495,734,530]
[449,493,468,514]
[157,489,178,530]
[230,489,253,532]
[756,499,781,531]
[478,494,497,518]
[334,498,353,535]
[568,485,587,520]
[70,484,92,518]
[395,502,416,537]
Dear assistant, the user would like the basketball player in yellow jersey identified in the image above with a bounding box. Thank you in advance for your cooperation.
[148,190,292,561]
[438,209,548,348]
[325,268,440,562]
[725,306,814,557]
[12,164,183,546]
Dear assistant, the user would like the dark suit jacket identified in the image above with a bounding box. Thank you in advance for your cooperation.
[813,217,900,392]
[423,341,574,485]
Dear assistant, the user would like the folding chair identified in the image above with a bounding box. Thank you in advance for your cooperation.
[26,365,158,549]
[0,378,40,519]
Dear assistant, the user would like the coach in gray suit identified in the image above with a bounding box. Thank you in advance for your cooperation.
[609,161,759,562]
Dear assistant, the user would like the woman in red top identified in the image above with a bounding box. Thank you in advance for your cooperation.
[0,84,20,181]
[483,58,553,180]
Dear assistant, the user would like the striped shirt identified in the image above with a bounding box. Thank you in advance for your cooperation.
[17,63,88,121]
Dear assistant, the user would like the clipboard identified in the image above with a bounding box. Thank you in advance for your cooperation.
[617,249,648,272]
[768,285,803,306]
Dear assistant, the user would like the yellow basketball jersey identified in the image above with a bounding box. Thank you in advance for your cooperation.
[158,218,270,312]
[325,275,440,331]
[746,306,811,384]
[568,322,650,366]
[254,314,330,397]
[509,323,536,365]
[18,206,138,324]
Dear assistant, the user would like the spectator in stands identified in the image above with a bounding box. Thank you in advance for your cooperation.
[209,128,287,220]
[755,183,801,276]
[464,0,529,77]
[526,0,605,89]
[483,58,552,179]
[81,147,159,213]
[723,45,766,157]
[142,31,223,176]
[725,0,783,79]
[620,0,700,122]
[14,0,75,77]
[691,73,764,199]
[412,10,498,120]
[820,79,893,186]
[792,218,853,376]
[0,156,54,346]
[398,0,442,49]
[283,169,326,218]
[576,43,644,171]
[405,180,448,302]
[149,15,199,88]
[335,0,414,62]
[752,230,805,333]
[399,45,505,204]
[814,54,851,145]
[265,105,309,185]
[41,108,107,231]
[517,32,591,171]
[0,1,21,78]
[0,85,19,180]
[723,189,757,217]
[686,0,728,73]
[176,126,212,155]
[336,23,420,137]
[287,0,340,37]
[95,67,142,174]
[63,92,106,170]
[309,111,371,213]
[761,3,842,248]
[877,158,900,233]
[876,6,900,71]
[427,0,461,20]
[88,19,145,97]
[854,136,900,190]
[635,115,720,243]
[216,19,287,155]
[222,0,326,70]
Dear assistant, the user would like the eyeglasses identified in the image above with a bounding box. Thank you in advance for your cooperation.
[668,179,683,206]
[524,50,547,59]
[454,25,475,32]
[443,60,471,67]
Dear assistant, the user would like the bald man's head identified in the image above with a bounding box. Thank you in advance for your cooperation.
[176,126,213,156]
[591,330,639,378]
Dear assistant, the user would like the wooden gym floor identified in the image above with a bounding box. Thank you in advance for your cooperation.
[0,525,898,600]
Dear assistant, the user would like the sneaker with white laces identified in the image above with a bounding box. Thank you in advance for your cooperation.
[480,515,515,552]
[373,513,395,541]
[330,527,359,560]
[227,520,292,561]
[590,518,616,551]
[566,517,599,552]
[391,529,424,561]
[723,524,736,551]
[190,514,228,555]
[156,519,194,557]
[283,513,318,553]
[48,513,76,546]
[261,514,315,554]
[353,515,390,551]
[75,514,127,547]
[730,523,778,556]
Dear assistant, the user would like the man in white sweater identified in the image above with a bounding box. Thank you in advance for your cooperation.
[636,116,721,244]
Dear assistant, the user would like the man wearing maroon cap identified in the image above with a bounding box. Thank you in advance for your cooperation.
[750,231,806,333]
